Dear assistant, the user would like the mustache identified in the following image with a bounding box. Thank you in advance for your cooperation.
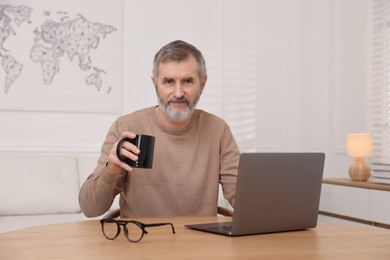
[168,96,189,104]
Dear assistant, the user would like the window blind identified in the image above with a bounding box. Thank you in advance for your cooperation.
[371,0,390,163]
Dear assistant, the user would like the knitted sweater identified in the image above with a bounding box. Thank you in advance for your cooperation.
[79,106,240,217]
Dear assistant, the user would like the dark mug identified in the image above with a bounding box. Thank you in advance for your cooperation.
[116,134,155,168]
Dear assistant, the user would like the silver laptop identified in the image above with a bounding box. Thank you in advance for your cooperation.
[185,153,325,236]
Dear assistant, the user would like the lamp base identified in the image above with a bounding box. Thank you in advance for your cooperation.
[349,157,371,181]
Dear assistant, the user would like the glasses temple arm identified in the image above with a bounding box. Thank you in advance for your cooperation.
[143,222,176,234]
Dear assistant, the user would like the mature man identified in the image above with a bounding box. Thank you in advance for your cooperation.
[79,40,240,218]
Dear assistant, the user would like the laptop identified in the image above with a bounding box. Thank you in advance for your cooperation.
[185,153,325,236]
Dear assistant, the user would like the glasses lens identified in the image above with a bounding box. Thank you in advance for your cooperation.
[102,221,119,239]
[125,222,143,242]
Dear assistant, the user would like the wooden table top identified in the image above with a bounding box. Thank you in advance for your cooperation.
[1,216,390,259]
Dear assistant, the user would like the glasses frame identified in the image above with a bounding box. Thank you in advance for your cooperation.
[100,218,176,243]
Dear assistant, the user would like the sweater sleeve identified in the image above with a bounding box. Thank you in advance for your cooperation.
[78,119,127,217]
[219,124,240,207]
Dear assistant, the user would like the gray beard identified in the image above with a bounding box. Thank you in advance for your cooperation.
[157,91,201,123]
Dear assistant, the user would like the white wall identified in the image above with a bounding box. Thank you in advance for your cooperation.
[0,0,370,178]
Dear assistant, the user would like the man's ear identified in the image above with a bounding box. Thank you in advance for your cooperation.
[201,75,208,94]
[151,76,157,89]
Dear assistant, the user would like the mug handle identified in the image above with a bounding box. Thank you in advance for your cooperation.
[116,137,132,162]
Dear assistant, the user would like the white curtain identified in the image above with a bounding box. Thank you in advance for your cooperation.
[371,0,390,164]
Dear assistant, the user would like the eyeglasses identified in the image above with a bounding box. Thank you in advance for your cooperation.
[100,218,176,243]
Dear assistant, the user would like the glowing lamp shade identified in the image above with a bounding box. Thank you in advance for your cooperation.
[346,133,372,181]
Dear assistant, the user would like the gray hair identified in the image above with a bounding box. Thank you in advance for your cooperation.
[152,40,207,83]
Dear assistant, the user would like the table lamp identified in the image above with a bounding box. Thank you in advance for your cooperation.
[346,133,372,181]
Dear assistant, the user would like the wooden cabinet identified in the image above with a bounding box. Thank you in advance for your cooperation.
[371,189,390,225]
[319,178,390,228]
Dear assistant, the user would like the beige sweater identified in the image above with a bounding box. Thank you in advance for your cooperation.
[79,106,240,218]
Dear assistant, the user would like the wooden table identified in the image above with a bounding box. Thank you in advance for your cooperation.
[1,216,390,259]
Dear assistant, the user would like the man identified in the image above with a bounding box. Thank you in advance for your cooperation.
[79,40,240,218]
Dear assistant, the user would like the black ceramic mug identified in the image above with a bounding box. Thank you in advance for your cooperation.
[116,134,155,168]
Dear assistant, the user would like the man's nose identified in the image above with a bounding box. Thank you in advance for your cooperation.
[173,83,184,98]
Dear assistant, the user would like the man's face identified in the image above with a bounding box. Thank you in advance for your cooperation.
[153,56,206,123]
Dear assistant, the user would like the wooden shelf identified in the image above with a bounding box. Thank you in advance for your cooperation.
[323,178,390,191]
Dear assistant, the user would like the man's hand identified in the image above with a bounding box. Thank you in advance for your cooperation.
[107,131,141,175]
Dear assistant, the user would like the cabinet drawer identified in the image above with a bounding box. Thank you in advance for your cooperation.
[371,190,390,225]
[320,183,370,220]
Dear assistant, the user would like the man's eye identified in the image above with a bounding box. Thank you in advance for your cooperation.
[184,79,193,84]
[163,79,173,84]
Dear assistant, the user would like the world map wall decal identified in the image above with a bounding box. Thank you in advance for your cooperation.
[0,5,31,94]
[0,0,123,113]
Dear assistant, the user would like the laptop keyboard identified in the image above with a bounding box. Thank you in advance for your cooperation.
[209,222,232,232]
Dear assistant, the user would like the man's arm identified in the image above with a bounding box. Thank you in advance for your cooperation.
[219,124,240,207]
[78,119,132,217]
[78,163,126,217]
